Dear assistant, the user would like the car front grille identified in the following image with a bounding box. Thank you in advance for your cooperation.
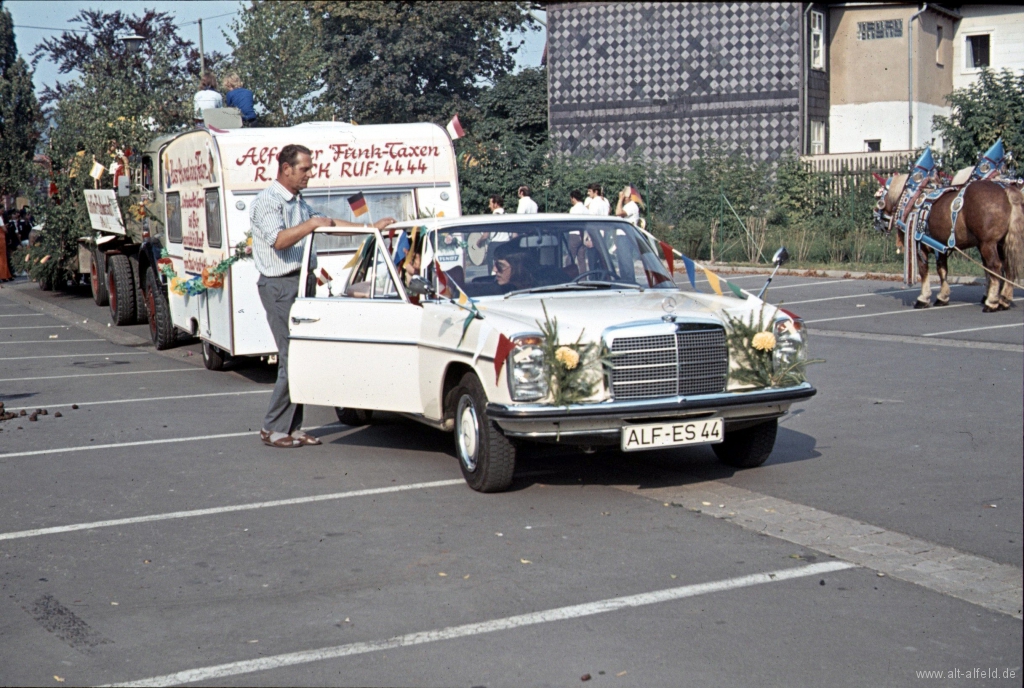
[609,327,729,400]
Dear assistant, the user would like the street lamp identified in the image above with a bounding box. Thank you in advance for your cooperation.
[120,34,145,55]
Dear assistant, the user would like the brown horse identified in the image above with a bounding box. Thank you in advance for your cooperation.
[875,175,1024,311]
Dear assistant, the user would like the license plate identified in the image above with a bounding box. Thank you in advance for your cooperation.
[620,418,723,452]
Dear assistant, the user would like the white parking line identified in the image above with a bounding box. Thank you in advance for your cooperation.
[924,322,1024,337]
[103,561,854,687]
[0,325,71,330]
[4,389,270,412]
[782,286,957,306]
[0,368,202,383]
[0,430,257,459]
[760,279,850,290]
[0,338,104,344]
[1,351,151,361]
[0,313,44,317]
[805,296,1024,323]
[0,477,463,541]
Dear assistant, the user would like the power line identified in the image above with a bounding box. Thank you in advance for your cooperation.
[13,10,239,35]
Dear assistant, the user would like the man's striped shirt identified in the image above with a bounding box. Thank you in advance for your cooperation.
[249,181,324,277]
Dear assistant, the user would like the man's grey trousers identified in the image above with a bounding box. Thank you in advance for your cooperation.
[257,273,303,434]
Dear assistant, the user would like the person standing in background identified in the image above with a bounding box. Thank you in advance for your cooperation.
[223,73,258,125]
[193,72,223,123]
[569,189,588,214]
[488,195,505,214]
[586,183,610,216]
[616,185,641,226]
[516,186,538,214]
[0,212,13,281]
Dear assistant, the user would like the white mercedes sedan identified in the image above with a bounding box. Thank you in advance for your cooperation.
[287,214,816,492]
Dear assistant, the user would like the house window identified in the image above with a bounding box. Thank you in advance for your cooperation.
[865,140,881,153]
[936,26,943,66]
[811,11,826,70]
[811,120,826,155]
[966,34,990,69]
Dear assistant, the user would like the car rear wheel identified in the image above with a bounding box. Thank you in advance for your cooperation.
[712,419,778,468]
[335,408,374,426]
[106,254,136,325]
[452,372,515,493]
[202,340,228,371]
[91,248,109,306]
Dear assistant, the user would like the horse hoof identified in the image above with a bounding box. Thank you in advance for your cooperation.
[913,300,930,309]
[933,299,949,307]
[998,301,1012,311]
[982,304,999,313]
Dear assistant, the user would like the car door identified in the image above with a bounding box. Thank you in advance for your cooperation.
[288,227,425,414]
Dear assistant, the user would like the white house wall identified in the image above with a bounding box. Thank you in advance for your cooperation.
[829,101,950,153]
[952,5,1024,91]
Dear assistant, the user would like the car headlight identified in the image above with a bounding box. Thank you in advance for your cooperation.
[508,335,548,402]
[773,314,807,371]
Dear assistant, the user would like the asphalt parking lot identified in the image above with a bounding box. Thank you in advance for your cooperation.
[1,272,1021,687]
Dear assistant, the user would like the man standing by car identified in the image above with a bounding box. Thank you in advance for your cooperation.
[250,143,394,448]
[516,186,538,214]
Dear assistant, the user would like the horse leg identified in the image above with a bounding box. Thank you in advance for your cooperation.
[914,249,932,308]
[997,242,1016,309]
[934,252,951,306]
[978,241,1005,312]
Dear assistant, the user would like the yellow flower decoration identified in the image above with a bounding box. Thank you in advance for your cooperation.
[170,277,183,294]
[751,331,776,352]
[246,235,253,247]
[554,346,580,369]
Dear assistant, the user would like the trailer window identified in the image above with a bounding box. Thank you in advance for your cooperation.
[142,157,154,192]
[205,189,222,248]
[166,192,182,243]
[304,190,416,224]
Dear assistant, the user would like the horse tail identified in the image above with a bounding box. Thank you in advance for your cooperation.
[1004,186,1024,282]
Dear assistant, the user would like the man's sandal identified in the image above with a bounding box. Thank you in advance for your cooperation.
[291,431,322,446]
[260,429,302,448]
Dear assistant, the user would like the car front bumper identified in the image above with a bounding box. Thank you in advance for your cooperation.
[486,383,816,444]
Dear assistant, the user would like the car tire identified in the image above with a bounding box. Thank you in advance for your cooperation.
[202,340,228,371]
[91,248,109,306]
[128,255,148,324]
[335,408,373,426]
[106,254,136,325]
[712,419,778,469]
[145,267,176,350]
[452,372,516,493]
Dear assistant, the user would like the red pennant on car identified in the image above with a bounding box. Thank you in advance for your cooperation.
[494,333,516,385]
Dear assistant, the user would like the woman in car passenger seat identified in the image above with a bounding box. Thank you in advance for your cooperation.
[493,252,536,293]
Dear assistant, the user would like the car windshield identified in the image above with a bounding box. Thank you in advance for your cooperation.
[428,220,675,298]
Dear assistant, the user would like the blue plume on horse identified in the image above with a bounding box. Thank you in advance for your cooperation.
[910,147,936,180]
[971,139,1006,181]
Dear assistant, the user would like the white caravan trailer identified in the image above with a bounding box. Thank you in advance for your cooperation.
[155,122,461,369]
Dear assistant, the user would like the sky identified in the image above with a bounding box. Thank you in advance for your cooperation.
[5,1,547,96]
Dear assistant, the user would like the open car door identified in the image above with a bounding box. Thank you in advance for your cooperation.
[288,227,425,414]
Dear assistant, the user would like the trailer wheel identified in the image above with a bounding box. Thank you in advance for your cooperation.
[91,248,109,306]
[145,267,176,350]
[202,340,228,371]
[106,254,136,326]
[38,276,52,291]
[128,255,148,324]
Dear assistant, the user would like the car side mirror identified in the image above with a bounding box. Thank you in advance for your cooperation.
[772,247,790,267]
[406,275,435,298]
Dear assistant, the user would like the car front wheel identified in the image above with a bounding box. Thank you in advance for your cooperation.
[452,372,516,493]
[712,419,778,468]
[335,408,373,426]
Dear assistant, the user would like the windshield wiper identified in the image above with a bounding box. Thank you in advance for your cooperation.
[503,281,643,298]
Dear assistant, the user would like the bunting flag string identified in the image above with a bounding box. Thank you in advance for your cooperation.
[493,333,516,385]
[660,239,745,299]
[702,267,723,296]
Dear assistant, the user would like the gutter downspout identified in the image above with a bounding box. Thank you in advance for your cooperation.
[908,4,929,149]
[801,3,812,155]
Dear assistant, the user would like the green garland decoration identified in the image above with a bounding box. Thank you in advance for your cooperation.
[536,301,612,406]
[724,304,823,389]
[158,233,253,296]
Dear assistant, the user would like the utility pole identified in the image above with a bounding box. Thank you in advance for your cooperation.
[198,18,205,76]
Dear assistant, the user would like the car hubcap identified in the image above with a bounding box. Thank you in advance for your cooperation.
[456,395,479,472]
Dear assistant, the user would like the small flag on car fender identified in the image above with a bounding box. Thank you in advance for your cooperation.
[434,260,453,298]
[316,267,333,287]
[446,114,465,140]
[348,192,368,217]
[493,333,516,384]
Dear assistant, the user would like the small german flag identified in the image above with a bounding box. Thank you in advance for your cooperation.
[629,185,643,204]
[348,192,368,218]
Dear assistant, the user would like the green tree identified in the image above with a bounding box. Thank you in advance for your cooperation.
[314,1,538,124]
[225,1,327,126]
[23,9,201,285]
[933,68,1024,170]
[0,3,41,201]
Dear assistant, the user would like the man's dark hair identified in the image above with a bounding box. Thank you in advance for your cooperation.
[278,144,312,171]
[587,183,603,195]
[489,194,504,208]
[570,189,584,203]
[518,185,530,197]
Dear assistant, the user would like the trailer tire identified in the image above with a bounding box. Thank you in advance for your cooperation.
[91,248,109,306]
[145,267,176,350]
[38,276,52,291]
[128,255,148,324]
[106,254,136,326]
[202,340,228,371]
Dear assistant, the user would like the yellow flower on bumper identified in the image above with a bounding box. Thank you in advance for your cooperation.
[555,346,580,369]
[752,331,776,351]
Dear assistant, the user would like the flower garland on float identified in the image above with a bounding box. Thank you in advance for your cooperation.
[158,234,253,297]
